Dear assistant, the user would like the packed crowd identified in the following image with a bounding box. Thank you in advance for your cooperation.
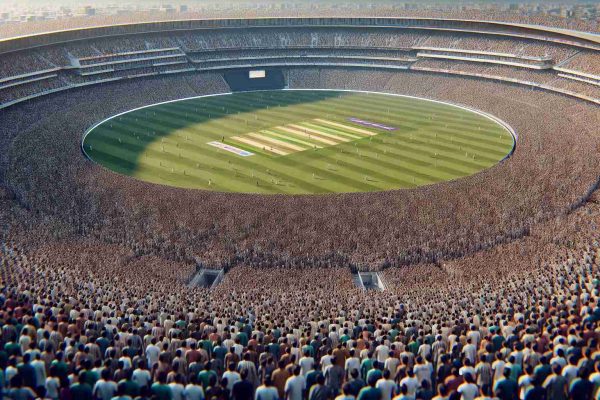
[1,69,599,272]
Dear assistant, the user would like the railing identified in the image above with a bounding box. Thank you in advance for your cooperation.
[554,66,600,82]
[416,52,552,70]
[0,74,58,91]
[414,46,553,61]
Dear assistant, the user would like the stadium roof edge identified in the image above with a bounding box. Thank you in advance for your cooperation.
[0,17,598,54]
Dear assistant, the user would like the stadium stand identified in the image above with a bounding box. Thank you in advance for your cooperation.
[0,19,598,110]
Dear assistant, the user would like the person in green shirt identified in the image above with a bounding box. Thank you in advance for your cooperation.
[70,370,93,400]
[118,369,141,398]
[80,360,99,387]
[306,369,321,398]
[302,343,315,358]
[50,351,69,381]
[366,365,382,385]
[213,340,227,358]
[237,331,249,347]
[407,338,420,355]
[96,332,110,356]
[340,330,350,344]
[272,328,281,340]
[494,367,519,400]
[4,341,20,358]
[310,338,320,358]
[198,361,218,390]
[268,341,280,361]
[361,355,374,381]
[357,375,382,400]
[151,372,173,400]
[202,338,213,358]
[491,331,505,353]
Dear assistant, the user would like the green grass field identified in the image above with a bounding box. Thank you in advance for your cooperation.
[82,90,515,194]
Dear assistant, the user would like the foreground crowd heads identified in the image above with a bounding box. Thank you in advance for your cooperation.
[0,244,598,400]
[0,187,599,400]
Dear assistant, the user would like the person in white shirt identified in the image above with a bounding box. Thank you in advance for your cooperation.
[183,375,205,400]
[299,351,315,377]
[467,326,481,349]
[561,355,579,384]
[5,358,18,389]
[345,350,360,380]
[145,339,160,369]
[132,361,152,391]
[417,343,431,361]
[459,359,476,380]
[255,375,279,400]
[224,362,242,392]
[45,365,60,400]
[399,369,418,400]
[375,341,390,369]
[376,370,396,400]
[518,365,535,400]
[329,328,340,349]
[492,353,506,384]
[169,374,186,400]
[31,353,47,390]
[284,366,306,400]
[462,339,477,365]
[457,373,479,400]
[413,356,433,388]
[321,350,333,370]
[93,369,118,400]
[550,349,567,369]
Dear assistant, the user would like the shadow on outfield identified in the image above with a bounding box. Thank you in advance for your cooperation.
[83,89,346,178]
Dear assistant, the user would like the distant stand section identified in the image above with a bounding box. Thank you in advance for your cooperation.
[223,68,285,92]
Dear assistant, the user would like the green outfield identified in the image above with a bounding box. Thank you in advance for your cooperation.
[82,90,515,194]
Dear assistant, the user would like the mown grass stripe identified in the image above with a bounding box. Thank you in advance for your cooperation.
[277,126,339,145]
[314,119,377,136]
[300,122,368,142]
[260,130,320,149]
[246,132,305,153]
[285,124,350,143]
[230,136,289,155]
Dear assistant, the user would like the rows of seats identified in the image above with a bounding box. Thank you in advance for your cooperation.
[0,28,599,108]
